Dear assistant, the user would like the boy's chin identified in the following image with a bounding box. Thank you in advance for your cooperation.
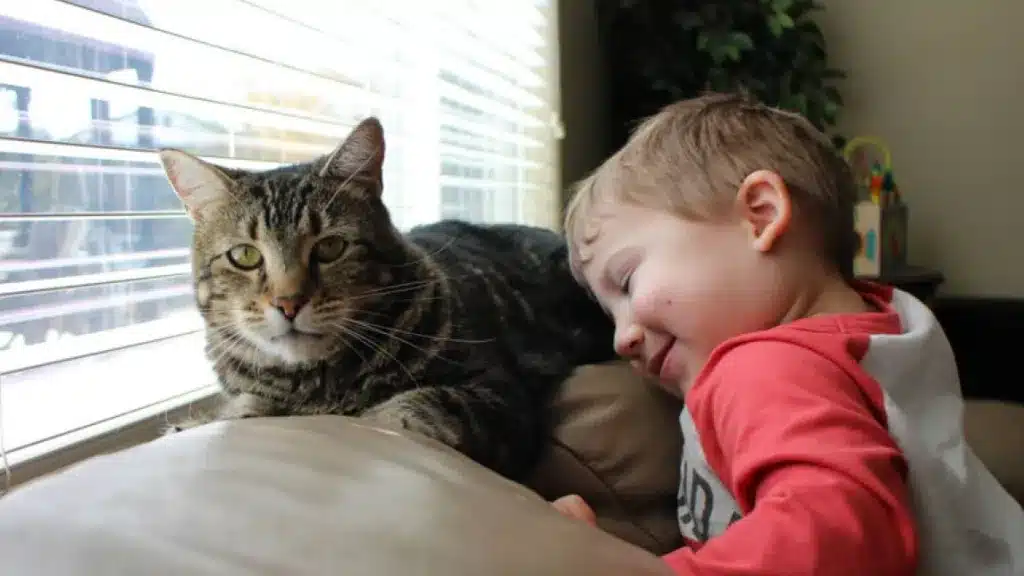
[629,360,686,398]
[655,377,686,399]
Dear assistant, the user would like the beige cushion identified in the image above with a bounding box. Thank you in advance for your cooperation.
[0,416,672,576]
[964,399,1024,504]
[3,359,1018,576]
[527,361,684,554]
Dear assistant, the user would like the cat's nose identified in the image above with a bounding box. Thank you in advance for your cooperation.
[271,294,309,321]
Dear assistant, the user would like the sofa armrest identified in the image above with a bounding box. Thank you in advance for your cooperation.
[964,399,1024,504]
[0,416,672,576]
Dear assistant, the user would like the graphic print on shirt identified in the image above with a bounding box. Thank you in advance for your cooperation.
[677,406,742,542]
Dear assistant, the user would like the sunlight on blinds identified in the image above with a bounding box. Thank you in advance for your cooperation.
[0,0,560,460]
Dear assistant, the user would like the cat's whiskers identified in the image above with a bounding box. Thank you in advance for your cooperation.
[315,297,447,329]
[335,328,369,365]
[204,323,244,343]
[328,320,418,383]
[344,316,493,345]
[348,278,442,301]
[313,305,390,319]
[388,237,457,269]
[205,324,244,349]
[350,272,472,299]
[198,305,252,314]
[243,333,265,383]
[206,329,249,369]
[329,327,369,409]
[339,317,465,367]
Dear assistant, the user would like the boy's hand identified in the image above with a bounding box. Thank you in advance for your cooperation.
[551,494,597,526]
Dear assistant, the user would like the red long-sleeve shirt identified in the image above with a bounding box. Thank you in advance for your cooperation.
[662,283,1024,575]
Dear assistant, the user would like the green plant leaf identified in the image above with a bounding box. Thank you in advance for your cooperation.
[772,0,794,13]
[697,31,711,51]
[793,93,808,116]
[775,12,795,29]
[729,31,755,51]
[674,11,703,30]
[825,86,843,105]
[595,1,845,141]
[824,98,839,119]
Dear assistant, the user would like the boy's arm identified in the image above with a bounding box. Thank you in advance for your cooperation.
[664,339,918,575]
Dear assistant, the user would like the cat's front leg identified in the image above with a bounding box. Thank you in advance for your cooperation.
[359,382,541,480]
[163,392,276,436]
[360,389,464,449]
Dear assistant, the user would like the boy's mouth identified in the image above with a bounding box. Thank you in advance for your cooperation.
[646,340,675,380]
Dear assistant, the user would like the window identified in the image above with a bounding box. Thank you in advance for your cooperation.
[0,0,561,466]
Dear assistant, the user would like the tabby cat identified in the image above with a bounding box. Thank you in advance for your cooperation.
[158,118,615,480]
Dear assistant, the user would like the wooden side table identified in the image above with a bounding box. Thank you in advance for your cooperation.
[858,264,945,304]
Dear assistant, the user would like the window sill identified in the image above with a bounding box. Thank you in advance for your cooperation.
[4,383,221,489]
[1,324,224,489]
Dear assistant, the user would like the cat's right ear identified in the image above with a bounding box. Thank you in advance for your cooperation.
[158,149,234,222]
[317,117,385,194]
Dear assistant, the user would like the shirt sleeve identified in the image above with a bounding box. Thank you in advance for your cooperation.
[662,338,918,575]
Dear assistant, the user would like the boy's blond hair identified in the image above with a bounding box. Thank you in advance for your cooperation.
[564,92,858,281]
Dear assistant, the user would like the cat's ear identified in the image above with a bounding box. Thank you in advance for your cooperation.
[158,149,234,222]
[317,117,385,194]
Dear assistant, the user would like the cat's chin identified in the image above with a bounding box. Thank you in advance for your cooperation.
[254,331,332,365]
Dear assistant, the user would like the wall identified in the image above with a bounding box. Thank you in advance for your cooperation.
[818,1,1024,297]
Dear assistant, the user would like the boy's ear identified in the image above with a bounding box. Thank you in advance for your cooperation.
[734,170,792,252]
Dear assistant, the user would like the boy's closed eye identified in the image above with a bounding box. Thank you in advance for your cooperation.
[617,271,633,294]
[603,248,641,296]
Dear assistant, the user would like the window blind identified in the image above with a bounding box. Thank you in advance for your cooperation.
[0,0,561,461]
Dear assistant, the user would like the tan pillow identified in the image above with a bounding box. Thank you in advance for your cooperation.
[964,399,1024,504]
[527,361,684,555]
[0,416,673,576]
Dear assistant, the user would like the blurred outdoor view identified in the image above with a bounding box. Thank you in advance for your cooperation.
[0,0,552,452]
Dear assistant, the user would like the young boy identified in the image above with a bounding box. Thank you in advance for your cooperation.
[553,93,1024,575]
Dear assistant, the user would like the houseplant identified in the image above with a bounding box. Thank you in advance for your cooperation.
[594,0,847,148]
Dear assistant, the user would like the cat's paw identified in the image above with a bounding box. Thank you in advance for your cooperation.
[361,399,461,448]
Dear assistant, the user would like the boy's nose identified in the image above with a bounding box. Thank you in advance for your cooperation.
[613,324,644,357]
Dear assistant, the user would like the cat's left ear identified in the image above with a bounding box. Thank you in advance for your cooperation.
[317,117,385,195]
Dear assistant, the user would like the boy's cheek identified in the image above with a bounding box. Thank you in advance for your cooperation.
[629,270,676,319]
[628,289,659,325]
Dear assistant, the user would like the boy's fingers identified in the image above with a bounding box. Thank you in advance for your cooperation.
[552,494,597,525]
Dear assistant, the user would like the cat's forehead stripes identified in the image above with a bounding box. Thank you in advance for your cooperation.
[306,210,323,236]
[246,215,260,240]
[245,171,318,232]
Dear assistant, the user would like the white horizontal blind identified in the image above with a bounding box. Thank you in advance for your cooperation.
[0,0,560,460]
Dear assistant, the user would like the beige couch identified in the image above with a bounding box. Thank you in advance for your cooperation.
[0,361,1021,575]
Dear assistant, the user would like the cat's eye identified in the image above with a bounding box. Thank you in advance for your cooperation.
[313,235,347,263]
[226,244,263,270]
